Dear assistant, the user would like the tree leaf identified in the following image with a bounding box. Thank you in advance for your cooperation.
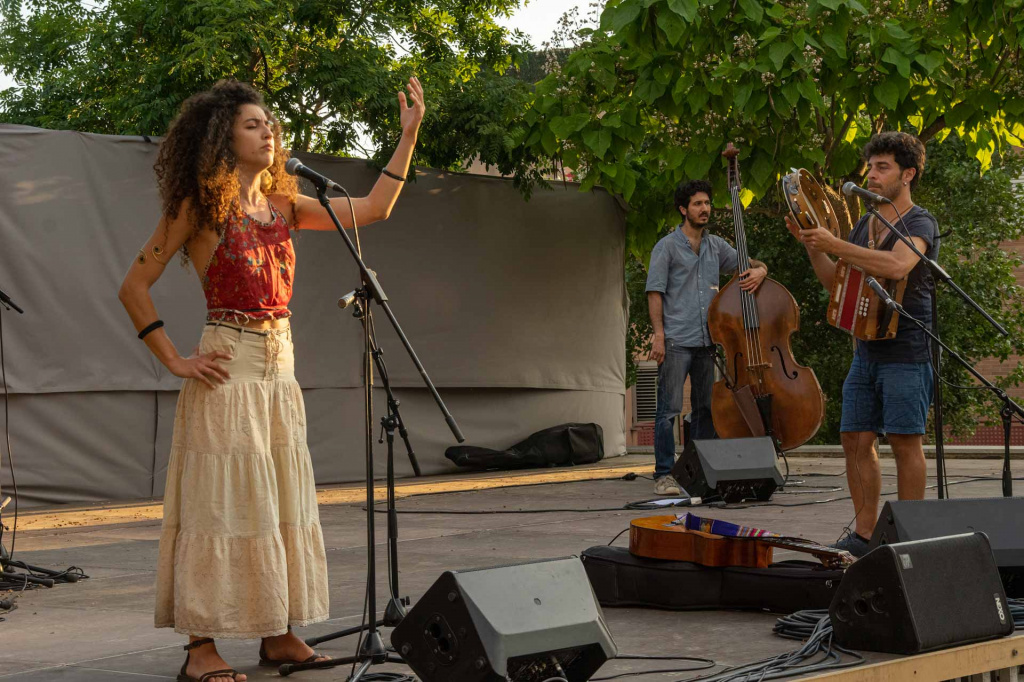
[736,0,764,23]
[583,128,613,158]
[635,78,668,103]
[687,86,709,113]
[914,51,944,75]
[657,9,688,45]
[603,0,644,32]
[882,46,911,79]
[821,24,848,59]
[733,81,753,110]
[549,113,592,139]
[797,77,824,107]
[873,79,900,110]
[780,81,801,108]
[769,41,793,70]
[667,0,699,22]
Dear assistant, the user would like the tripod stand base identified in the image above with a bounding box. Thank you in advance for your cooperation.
[280,631,402,677]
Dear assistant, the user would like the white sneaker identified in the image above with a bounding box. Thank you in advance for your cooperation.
[654,476,682,496]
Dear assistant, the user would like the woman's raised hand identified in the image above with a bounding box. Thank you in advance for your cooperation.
[399,76,425,138]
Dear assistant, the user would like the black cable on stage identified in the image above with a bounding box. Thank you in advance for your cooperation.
[607,528,630,546]
[661,611,864,681]
[357,465,1017,516]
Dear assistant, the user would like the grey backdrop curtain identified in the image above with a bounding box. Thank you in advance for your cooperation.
[0,125,628,506]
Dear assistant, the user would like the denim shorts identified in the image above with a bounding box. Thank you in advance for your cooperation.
[840,354,933,435]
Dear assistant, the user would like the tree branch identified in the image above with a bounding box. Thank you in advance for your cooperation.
[990,48,1010,88]
[919,115,946,144]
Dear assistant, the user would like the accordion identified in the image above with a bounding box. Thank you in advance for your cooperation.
[828,261,906,341]
[783,169,906,341]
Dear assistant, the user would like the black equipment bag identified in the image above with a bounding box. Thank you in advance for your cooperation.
[581,545,843,613]
[445,422,603,470]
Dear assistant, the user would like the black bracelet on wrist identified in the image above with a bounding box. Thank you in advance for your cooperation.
[138,319,164,340]
[381,168,406,182]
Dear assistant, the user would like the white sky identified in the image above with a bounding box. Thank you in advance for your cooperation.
[499,0,592,48]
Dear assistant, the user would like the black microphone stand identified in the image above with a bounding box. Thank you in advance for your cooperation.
[864,204,1009,499]
[279,178,464,681]
[868,282,1023,497]
[0,292,83,591]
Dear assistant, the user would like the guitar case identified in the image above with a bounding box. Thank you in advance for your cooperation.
[581,545,844,613]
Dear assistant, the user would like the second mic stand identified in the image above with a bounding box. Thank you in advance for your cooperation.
[865,204,1009,499]
[871,284,1023,497]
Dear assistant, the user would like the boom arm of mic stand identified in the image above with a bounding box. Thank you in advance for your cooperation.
[883,297,1024,496]
[865,205,1008,336]
[314,190,465,443]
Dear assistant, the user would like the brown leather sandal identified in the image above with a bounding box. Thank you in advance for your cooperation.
[177,638,241,682]
[257,639,327,667]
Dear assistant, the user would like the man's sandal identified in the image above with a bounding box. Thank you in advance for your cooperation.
[177,638,241,682]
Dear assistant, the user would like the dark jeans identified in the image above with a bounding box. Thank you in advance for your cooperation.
[654,341,717,479]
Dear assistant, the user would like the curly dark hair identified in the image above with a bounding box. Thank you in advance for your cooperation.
[674,179,713,213]
[862,131,926,190]
[154,80,297,264]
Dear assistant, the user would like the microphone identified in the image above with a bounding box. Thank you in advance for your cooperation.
[865,276,896,308]
[338,290,358,309]
[285,157,345,193]
[842,182,892,205]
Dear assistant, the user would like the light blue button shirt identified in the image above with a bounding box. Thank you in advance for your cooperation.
[645,226,739,346]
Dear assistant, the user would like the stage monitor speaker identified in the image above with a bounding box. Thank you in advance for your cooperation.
[868,497,1024,597]
[390,556,617,682]
[671,436,783,502]
[830,533,1013,655]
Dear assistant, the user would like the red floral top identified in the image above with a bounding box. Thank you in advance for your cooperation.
[202,203,295,322]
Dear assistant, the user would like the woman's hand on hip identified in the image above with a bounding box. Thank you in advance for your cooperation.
[169,350,232,388]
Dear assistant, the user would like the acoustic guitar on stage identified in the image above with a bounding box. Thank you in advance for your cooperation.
[629,513,853,570]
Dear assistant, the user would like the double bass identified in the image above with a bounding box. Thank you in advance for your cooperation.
[708,144,824,451]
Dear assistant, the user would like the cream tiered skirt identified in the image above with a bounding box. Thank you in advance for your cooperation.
[154,321,330,639]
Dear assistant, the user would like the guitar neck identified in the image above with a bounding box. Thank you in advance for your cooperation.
[763,537,853,568]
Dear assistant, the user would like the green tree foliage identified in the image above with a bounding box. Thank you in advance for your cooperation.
[522,0,1024,255]
[0,0,543,180]
[529,0,1024,440]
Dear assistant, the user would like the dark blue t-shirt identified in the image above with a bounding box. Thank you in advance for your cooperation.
[850,205,940,363]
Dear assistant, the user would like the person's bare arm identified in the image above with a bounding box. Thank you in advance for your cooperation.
[117,202,231,388]
[648,291,666,364]
[785,214,837,291]
[293,77,425,231]
[799,224,928,281]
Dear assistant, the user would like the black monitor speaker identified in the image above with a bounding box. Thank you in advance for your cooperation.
[830,533,1013,654]
[671,436,783,502]
[868,497,1024,597]
[391,556,617,682]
